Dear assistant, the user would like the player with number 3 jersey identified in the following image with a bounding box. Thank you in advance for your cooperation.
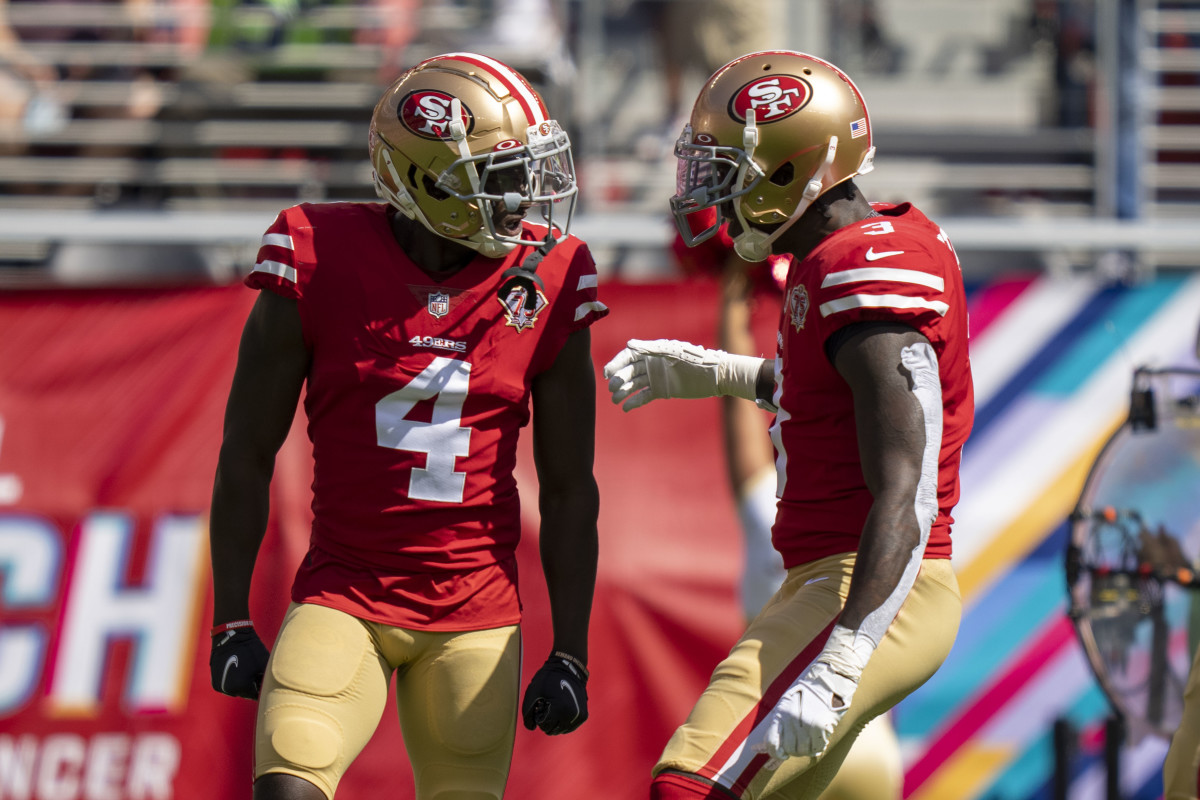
[208,53,606,800]
[605,51,973,799]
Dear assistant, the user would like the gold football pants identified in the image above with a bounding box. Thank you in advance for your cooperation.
[255,602,520,800]
[654,554,961,800]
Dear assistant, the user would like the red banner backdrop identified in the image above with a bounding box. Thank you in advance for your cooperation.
[0,279,767,799]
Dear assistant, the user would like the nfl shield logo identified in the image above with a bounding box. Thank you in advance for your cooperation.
[427,291,450,319]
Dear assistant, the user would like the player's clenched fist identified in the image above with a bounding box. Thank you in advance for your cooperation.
[521,652,589,735]
[603,338,765,412]
[209,621,270,700]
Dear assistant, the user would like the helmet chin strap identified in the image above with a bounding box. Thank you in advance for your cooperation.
[446,98,518,257]
[732,135,839,263]
[375,148,420,220]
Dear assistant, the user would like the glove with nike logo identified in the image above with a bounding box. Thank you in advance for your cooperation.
[209,621,270,700]
[521,651,589,735]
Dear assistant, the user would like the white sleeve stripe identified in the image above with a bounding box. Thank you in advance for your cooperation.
[261,233,293,250]
[251,259,297,284]
[574,301,607,321]
[819,294,949,318]
[577,274,598,290]
[858,342,943,646]
[821,267,944,291]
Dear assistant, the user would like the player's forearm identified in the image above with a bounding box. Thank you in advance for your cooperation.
[538,484,599,662]
[209,451,273,623]
[839,496,921,632]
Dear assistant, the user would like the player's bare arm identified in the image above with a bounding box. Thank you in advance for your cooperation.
[521,327,598,736]
[530,326,599,661]
[832,322,933,629]
[210,290,309,625]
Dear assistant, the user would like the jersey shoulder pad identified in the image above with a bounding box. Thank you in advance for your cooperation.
[809,211,958,336]
[244,204,315,298]
[562,235,607,329]
[531,233,607,332]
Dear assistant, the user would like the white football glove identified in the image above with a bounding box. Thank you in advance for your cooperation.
[751,625,875,768]
[603,339,764,412]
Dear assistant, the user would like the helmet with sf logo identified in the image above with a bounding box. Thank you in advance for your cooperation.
[369,53,577,257]
[671,50,876,262]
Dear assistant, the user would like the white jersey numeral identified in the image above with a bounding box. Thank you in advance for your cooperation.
[375,357,472,503]
[0,416,23,505]
[937,227,961,268]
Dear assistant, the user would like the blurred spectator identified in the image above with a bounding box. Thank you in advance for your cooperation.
[137,0,212,57]
[636,0,785,158]
[829,0,905,75]
[475,0,574,88]
[207,0,299,51]
[354,0,420,84]
[4,0,184,203]
[0,0,62,130]
[1048,0,1096,128]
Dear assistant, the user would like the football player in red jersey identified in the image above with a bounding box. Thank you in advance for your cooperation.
[688,216,902,800]
[605,51,974,799]
[208,53,607,800]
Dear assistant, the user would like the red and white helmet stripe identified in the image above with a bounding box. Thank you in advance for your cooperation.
[438,52,548,126]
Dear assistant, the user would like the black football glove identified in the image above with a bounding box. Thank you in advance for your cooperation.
[210,627,270,700]
[521,652,589,735]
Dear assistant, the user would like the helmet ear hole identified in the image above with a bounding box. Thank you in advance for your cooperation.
[421,173,451,201]
[768,162,794,187]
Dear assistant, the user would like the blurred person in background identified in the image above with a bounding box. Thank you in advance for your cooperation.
[0,0,59,127]
[636,0,784,159]
[353,0,421,85]
[2,0,182,203]
[673,209,903,800]
[606,50,973,799]
[208,52,606,800]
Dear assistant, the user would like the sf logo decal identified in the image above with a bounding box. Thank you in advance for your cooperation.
[399,90,474,140]
[729,75,811,123]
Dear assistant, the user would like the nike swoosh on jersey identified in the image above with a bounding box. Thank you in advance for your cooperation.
[221,655,239,693]
[804,576,829,586]
[865,247,905,261]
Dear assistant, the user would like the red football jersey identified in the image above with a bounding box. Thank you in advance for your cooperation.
[769,202,974,567]
[246,202,608,630]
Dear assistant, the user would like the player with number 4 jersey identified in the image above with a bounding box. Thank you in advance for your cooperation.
[248,201,604,631]
[208,53,606,800]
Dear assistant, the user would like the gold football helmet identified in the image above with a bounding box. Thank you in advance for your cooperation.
[369,52,577,258]
[671,50,876,262]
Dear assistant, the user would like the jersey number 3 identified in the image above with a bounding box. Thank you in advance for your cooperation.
[376,356,472,503]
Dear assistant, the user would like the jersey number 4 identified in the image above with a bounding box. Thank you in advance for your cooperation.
[375,357,472,503]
